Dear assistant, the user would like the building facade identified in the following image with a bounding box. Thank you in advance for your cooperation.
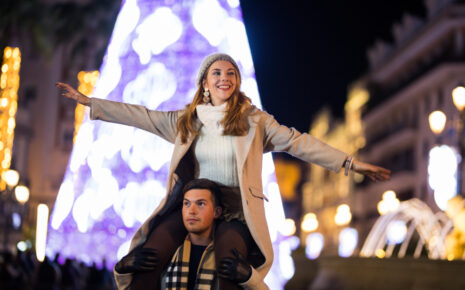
[305,0,465,255]
[0,0,119,251]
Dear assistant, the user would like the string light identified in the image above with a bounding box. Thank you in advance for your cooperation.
[0,47,21,190]
[74,71,99,143]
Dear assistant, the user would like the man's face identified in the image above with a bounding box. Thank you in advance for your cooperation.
[182,189,221,237]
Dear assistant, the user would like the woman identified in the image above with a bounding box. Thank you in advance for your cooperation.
[57,53,390,290]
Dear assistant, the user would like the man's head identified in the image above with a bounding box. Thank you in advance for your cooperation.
[182,179,223,238]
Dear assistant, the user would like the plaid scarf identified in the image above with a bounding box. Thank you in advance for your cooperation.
[164,238,217,290]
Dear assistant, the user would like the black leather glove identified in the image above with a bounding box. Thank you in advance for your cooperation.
[218,249,252,284]
[115,247,158,274]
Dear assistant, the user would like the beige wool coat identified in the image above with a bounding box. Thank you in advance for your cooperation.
[89,98,348,289]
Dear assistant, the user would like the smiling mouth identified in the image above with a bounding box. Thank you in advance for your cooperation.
[217,84,232,89]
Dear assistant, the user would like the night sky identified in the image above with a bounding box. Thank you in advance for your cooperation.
[240,0,426,133]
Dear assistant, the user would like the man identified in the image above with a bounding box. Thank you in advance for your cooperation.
[115,179,252,289]
[163,178,222,289]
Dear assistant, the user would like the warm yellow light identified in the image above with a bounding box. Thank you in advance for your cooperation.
[14,185,30,204]
[452,86,465,112]
[75,70,99,143]
[3,169,19,187]
[301,213,319,232]
[9,101,17,116]
[445,196,464,219]
[375,249,386,259]
[428,110,447,134]
[36,204,49,262]
[280,218,297,236]
[377,190,400,215]
[5,48,12,58]
[0,46,21,190]
[12,48,20,57]
[335,204,352,226]
[8,117,15,129]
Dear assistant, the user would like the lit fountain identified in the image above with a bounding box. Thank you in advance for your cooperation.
[360,198,453,259]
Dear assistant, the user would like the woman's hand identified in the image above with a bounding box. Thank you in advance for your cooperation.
[56,82,91,106]
[352,159,391,182]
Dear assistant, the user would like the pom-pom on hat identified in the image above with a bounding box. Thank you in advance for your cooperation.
[196,53,241,87]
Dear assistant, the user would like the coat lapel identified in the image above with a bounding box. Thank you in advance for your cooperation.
[235,114,258,174]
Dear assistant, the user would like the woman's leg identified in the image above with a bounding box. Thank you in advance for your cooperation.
[130,208,187,290]
[214,220,253,290]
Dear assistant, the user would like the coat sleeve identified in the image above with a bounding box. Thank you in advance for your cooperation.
[90,98,180,144]
[239,267,269,290]
[262,111,347,173]
[113,269,131,290]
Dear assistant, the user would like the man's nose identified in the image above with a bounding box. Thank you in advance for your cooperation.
[189,205,198,214]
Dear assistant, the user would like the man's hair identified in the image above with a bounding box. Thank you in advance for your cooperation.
[182,179,223,208]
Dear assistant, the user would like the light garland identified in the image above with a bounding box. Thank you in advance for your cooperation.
[0,47,21,191]
[75,71,99,143]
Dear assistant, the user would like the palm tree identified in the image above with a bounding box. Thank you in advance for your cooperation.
[0,0,51,57]
[0,0,121,69]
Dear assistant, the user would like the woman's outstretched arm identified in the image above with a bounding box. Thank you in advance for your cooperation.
[55,81,180,143]
[56,82,91,106]
[262,111,391,181]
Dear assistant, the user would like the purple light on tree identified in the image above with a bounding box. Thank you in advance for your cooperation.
[47,0,293,287]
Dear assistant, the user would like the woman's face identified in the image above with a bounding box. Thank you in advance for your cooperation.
[202,60,238,106]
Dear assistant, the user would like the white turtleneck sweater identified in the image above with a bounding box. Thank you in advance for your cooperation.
[195,103,239,187]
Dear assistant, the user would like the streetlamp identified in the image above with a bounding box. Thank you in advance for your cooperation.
[0,169,30,251]
[334,204,352,226]
[428,85,465,197]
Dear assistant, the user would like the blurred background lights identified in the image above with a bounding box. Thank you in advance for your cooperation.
[0,47,20,188]
[338,227,358,257]
[386,220,407,245]
[377,190,400,215]
[12,212,21,229]
[14,185,30,204]
[428,145,458,210]
[4,168,19,187]
[17,241,27,252]
[301,212,318,232]
[306,233,324,259]
[36,204,49,262]
[286,235,301,251]
[334,204,352,226]
[132,7,183,63]
[227,0,240,8]
[452,85,465,111]
[375,248,386,259]
[428,110,447,134]
[280,218,296,237]
[193,0,228,46]
[278,239,295,280]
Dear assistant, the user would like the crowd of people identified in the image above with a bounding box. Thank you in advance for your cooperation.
[0,250,116,290]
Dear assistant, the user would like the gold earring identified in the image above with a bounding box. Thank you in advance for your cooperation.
[203,89,211,103]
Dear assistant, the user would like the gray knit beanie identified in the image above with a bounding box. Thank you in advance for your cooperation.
[196,53,241,87]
